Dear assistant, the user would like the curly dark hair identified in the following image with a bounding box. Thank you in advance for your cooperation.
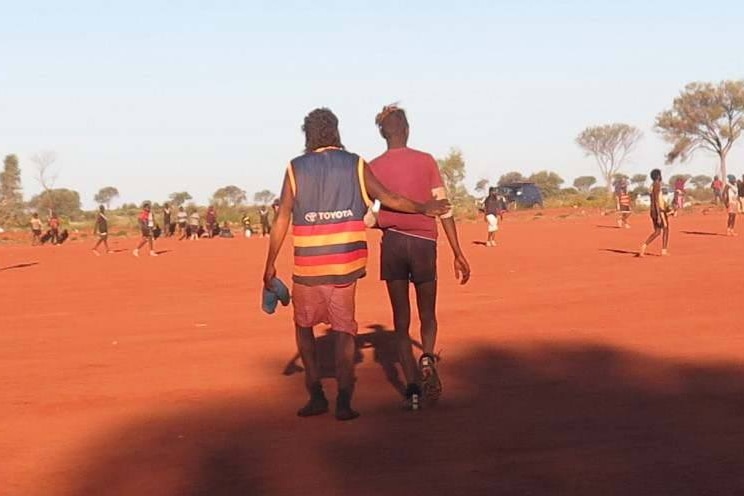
[375,103,408,140]
[302,108,343,152]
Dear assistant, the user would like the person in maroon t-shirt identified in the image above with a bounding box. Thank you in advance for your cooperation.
[369,103,471,410]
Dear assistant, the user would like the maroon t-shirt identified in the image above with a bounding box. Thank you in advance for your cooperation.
[369,147,444,240]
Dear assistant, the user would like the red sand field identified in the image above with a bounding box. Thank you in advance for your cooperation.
[1,210,743,496]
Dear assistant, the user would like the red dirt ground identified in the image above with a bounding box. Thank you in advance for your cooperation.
[1,210,743,496]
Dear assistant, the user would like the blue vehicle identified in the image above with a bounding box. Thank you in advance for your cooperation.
[498,182,543,209]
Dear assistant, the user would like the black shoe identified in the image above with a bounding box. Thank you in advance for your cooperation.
[335,389,360,421]
[420,354,442,405]
[403,383,421,411]
[297,384,329,417]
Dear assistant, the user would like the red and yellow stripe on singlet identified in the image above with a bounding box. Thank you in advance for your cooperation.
[292,220,368,282]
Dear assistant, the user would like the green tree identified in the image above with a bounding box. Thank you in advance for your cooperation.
[690,174,713,190]
[576,123,643,192]
[630,174,648,188]
[573,175,597,193]
[94,186,120,209]
[213,185,247,207]
[254,189,276,205]
[0,154,23,224]
[28,188,82,219]
[437,148,471,207]
[528,171,564,198]
[656,81,744,180]
[169,192,192,207]
[497,171,526,186]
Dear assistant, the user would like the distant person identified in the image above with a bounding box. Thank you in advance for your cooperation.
[241,212,253,238]
[219,221,234,238]
[92,205,111,255]
[639,169,670,257]
[48,212,61,245]
[259,205,271,237]
[262,107,449,421]
[483,187,501,246]
[724,174,739,236]
[206,205,217,239]
[617,185,632,229]
[30,213,43,246]
[163,203,173,237]
[370,103,470,410]
[613,176,628,208]
[712,176,723,205]
[738,174,744,200]
[188,209,200,240]
[133,202,157,257]
[672,177,686,215]
[176,206,188,238]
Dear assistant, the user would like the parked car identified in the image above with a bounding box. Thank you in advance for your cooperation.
[498,182,543,209]
[635,187,690,208]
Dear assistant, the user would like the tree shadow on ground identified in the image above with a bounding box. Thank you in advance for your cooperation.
[59,342,744,496]
[0,262,39,272]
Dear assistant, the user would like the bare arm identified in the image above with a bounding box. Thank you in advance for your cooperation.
[263,172,294,289]
[363,163,449,216]
[441,216,471,284]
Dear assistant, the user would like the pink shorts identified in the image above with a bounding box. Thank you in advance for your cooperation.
[292,282,358,335]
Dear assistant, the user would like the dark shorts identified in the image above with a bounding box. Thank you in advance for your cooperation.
[380,230,437,284]
[141,227,152,237]
[620,205,631,212]
[32,229,42,236]
[651,210,669,229]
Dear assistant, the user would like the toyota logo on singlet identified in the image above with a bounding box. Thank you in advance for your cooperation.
[304,210,353,223]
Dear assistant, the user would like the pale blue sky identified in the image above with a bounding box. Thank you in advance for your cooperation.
[2,0,743,208]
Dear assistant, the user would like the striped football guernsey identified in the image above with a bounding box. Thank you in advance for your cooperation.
[288,147,372,286]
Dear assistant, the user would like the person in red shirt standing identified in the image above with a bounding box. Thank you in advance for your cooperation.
[133,202,158,257]
[369,104,471,410]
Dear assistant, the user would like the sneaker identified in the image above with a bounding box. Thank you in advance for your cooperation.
[335,389,360,421]
[297,384,329,418]
[403,383,421,411]
[133,249,139,257]
[419,354,442,405]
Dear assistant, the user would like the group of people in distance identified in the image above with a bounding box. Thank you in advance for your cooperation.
[29,211,66,246]
[262,105,470,421]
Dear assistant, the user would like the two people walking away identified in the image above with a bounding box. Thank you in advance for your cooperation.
[92,206,112,255]
[724,174,740,236]
[133,202,158,257]
[262,107,451,421]
[639,169,670,257]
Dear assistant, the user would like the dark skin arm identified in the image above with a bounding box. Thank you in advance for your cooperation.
[363,163,450,217]
[263,172,294,289]
[441,217,471,284]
